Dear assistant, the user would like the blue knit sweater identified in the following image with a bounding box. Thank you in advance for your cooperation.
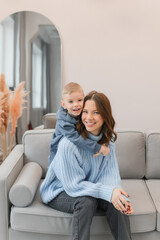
[40,133,122,204]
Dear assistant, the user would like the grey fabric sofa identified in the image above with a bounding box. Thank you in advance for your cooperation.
[43,113,57,129]
[0,129,160,240]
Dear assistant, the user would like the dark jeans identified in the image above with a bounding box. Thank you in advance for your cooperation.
[48,191,132,240]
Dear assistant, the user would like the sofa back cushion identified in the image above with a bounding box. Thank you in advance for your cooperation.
[146,132,160,179]
[23,130,145,179]
[43,113,57,129]
[23,129,54,177]
[116,131,145,179]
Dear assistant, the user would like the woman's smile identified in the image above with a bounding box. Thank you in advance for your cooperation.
[85,121,96,127]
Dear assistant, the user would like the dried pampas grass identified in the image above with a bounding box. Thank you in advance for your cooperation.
[0,103,3,121]
[10,81,27,136]
[10,81,27,152]
[0,74,10,134]
[0,74,10,158]
[0,74,28,159]
[0,93,4,128]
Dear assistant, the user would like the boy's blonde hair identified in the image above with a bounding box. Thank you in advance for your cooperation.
[62,82,84,99]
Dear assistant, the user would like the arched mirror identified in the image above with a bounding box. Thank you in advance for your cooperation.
[0,11,61,140]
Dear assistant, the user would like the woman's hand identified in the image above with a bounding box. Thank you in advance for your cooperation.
[125,203,133,215]
[111,188,133,215]
[93,145,110,157]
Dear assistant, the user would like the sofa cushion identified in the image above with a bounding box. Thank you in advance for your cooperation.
[10,181,112,235]
[43,113,57,129]
[146,132,160,178]
[23,130,145,179]
[9,162,42,207]
[22,130,54,177]
[122,179,156,233]
[146,180,160,231]
[9,229,115,240]
[10,180,156,235]
[116,131,145,178]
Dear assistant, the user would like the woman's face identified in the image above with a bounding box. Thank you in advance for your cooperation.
[82,100,104,136]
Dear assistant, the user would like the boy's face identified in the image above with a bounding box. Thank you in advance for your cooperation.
[61,90,84,117]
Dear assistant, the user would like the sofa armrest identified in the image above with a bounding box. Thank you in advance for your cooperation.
[0,145,24,240]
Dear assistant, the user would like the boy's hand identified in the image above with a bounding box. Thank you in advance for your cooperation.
[93,144,110,157]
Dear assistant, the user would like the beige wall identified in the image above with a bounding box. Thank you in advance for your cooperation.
[0,0,160,132]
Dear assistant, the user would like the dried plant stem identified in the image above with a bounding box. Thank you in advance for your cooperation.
[4,132,7,159]
[1,125,7,159]
[9,135,13,154]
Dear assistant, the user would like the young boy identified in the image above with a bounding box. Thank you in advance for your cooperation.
[48,82,110,164]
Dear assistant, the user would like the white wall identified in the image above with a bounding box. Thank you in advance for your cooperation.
[0,0,160,132]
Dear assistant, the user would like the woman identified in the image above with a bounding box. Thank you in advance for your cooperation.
[40,91,133,240]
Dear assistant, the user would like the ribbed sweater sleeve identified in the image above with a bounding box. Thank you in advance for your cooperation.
[52,138,121,202]
[95,143,121,188]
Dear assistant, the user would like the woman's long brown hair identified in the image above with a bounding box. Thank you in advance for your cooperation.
[77,91,117,145]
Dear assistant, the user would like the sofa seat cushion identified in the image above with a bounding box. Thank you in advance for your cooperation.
[10,180,156,235]
[10,182,112,236]
[122,179,156,233]
[146,180,160,231]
